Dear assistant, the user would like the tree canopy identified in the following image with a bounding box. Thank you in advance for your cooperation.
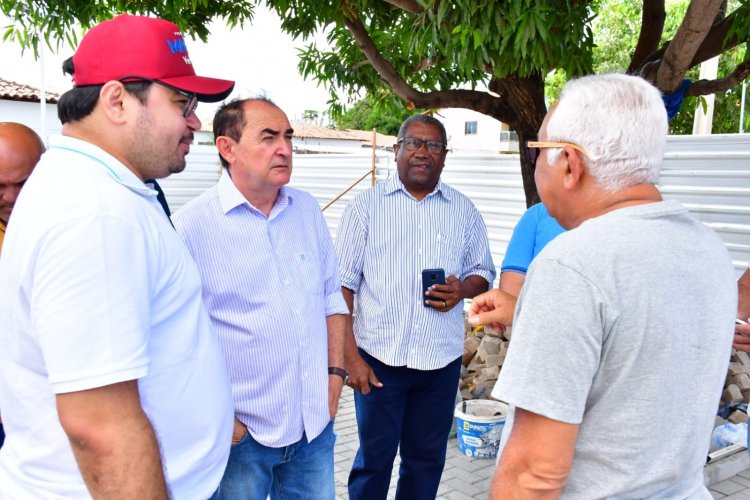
[578,0,749,135]
[334,95,404,135]
[3,0,748,204]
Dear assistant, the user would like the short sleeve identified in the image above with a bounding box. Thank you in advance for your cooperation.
[31,214,152,393]
[501,204,541,274]
[492,256,605,424]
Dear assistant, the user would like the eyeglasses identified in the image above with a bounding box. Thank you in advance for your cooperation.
[118,75,199,118]
[397,137,447,154]
[526,141,599,161]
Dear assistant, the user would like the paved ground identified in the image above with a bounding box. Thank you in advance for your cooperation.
[711,470,750,499]
[333,386,750,499]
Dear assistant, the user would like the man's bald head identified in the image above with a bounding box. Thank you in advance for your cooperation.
[0,122,45,225]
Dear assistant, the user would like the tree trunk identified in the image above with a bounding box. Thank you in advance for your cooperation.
[516,131,541,207]
[488,73,547,207]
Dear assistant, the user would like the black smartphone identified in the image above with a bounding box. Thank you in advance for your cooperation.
[422,268,446,308]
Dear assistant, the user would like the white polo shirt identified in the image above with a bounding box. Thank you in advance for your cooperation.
[0,135,233,499]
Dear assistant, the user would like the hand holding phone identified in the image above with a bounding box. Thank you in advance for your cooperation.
[422,268,446,308]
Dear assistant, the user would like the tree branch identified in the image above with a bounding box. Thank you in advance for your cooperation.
[686,58,750,96]
[382,0,423,14]
[342,12,508,120]
[690,4,747,65]
[655,0,725,92]
[637,4,747,81]
[627,0,665,73]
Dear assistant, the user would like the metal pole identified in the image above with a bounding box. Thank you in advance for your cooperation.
[322,170,372,212]
[740,80,747,134]
[39,40,47,142]
[371,128,376,186]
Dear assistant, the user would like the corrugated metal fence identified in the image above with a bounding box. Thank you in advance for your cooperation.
[161,134,750,279]
[660,135,750,273]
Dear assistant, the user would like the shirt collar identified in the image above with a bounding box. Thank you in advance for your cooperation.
[383,175,451,202]
[49,135,157,199]
[217,170,292,217]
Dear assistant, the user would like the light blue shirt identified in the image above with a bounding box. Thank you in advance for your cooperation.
[501,202,566,274]
[336,175,496,370]
[174,172,348,448]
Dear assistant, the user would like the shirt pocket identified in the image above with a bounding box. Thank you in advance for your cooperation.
[436,232,463,277]
[292,250,324,297]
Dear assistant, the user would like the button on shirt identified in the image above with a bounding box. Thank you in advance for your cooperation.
[336,176,496,370]
[174,173,348,447]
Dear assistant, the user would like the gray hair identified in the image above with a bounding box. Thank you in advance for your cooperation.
[546,74,668,192]
[398,114,448,146]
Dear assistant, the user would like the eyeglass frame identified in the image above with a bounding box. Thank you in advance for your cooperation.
[526,140,599,162]
[118,75,199,118]
[397,136,448,155]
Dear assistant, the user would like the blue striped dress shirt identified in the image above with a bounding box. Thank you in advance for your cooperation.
[174,173,348,447]
[336,175,496,370]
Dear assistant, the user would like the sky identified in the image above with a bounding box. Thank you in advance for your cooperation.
[0,6,335,122]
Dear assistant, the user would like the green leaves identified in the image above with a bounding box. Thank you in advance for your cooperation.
[0,0,255,54]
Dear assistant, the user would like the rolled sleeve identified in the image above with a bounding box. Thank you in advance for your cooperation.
[325,291,349,316]
[336,201,367,293]
[316,209,349,316]
[459,209,496,284]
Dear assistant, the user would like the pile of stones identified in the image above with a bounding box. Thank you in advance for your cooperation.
[722,349,750,424]
[459,322,510,400]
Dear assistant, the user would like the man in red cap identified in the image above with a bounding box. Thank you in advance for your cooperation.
[0,14,236,499]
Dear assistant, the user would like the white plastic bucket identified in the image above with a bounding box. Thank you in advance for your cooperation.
[454,400,508,459]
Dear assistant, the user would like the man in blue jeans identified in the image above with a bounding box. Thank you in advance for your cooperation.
[336,114,495,499]
[174,98,348,499]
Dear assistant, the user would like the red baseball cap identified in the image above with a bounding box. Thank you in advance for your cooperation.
[71,14,234,102]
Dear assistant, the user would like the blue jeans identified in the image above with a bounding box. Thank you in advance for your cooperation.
[212,419,336,500]
[348,350,462,500]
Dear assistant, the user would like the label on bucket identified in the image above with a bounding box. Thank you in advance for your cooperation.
[454,400,508,459]
[457,419,504,458]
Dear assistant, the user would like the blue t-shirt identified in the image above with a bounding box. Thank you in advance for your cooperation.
[500,203,565,274]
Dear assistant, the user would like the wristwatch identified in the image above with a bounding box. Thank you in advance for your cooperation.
[328,366,349,384]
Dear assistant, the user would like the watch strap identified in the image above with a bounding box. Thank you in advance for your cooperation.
[328,367,348,380]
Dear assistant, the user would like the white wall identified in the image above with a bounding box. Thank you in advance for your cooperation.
[0,100,62,144]
[436,108,516,153]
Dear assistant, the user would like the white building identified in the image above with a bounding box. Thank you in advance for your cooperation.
[436,108,518,153]
[0,78,62,142]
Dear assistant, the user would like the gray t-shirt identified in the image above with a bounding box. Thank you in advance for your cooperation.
[493,200,737,499]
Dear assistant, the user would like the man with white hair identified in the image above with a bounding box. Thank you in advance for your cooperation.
[470,74,736,498]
